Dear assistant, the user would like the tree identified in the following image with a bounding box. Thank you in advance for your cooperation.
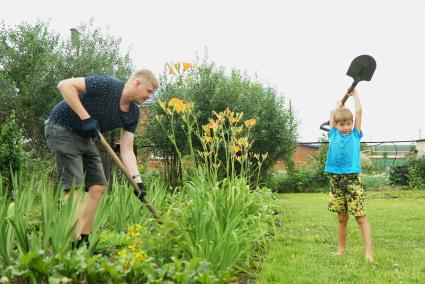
[145,57,298,185]
[0,19,134,152]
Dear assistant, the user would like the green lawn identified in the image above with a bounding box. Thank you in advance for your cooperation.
[256,189,425,284]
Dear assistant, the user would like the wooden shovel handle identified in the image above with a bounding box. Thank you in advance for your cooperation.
[97,131,162,222]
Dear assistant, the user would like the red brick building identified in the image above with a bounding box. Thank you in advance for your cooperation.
[274,143,320,170]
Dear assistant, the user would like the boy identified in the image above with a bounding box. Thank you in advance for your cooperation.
[325,89,373,261]
[45,69,158,247]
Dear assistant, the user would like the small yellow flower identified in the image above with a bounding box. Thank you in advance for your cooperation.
[118,250,127,258]
[232,145,241,153]
[168,98,183,108]
[182,62,193,71]
[244,119,256,128]
[229,116,238,124]
[134,251,147,261]
[168,98,187,113]
[202,136,213,143]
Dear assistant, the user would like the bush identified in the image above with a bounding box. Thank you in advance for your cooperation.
[389,165,409,186]
[265,167,327,193]
[361,172,391,188]
[408,157,425,189]
[0,113,27,181]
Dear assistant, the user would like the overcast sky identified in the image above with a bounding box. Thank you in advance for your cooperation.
[2,0,424,142]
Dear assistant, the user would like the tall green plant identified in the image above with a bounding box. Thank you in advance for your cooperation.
[7,171,36,254]
[0,177,16,267]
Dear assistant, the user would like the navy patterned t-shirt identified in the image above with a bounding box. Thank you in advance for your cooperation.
[49,75,140,134]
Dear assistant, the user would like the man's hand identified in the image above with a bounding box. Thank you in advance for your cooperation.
[133,181,146,202]
[80,117,99,138]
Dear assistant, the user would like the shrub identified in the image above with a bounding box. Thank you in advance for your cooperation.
[408,157,425,189]
[389,165,409,186]
[0,113,27,182]
[361,172,391,189]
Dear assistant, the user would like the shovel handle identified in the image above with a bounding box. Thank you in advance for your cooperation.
[96,131,162,222]
[320,80,359,132]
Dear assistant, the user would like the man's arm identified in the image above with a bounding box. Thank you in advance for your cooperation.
[120,129,142,183]
[350,90,362,132]
[57,78,90,120]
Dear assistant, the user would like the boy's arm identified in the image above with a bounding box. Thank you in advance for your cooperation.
[350,90,362,132]
[329,100,343,128]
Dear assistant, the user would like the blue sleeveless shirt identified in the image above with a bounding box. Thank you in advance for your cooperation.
[325,128,363,174]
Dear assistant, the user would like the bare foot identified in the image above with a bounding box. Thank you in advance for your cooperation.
[332,251,345,256]
[365,255,374,262]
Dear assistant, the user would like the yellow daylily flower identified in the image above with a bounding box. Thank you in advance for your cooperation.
[232,145,241,153]
[202,136,213,143]
[182,62,193,71]
[244,118,256,128]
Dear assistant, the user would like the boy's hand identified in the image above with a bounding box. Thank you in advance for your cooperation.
[348,89,358,97]
[336,100,344,108]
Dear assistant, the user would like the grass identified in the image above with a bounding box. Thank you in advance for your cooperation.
[255,189,425,284]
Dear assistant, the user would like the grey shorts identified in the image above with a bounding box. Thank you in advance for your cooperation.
[44,122,107,191]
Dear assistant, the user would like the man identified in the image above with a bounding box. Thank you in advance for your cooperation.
[45,69,158,246]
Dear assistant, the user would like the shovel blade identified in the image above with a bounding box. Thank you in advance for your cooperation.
[346,55,376,82]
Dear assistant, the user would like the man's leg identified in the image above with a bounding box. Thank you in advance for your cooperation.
[75,184,106,238]
[337,212,349,255]
[356,215,373,261]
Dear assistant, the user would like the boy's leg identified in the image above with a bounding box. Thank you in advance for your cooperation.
[356,215,373,261]
[346,174,373,261]
[337,212,349,255]
[328,174,348,256]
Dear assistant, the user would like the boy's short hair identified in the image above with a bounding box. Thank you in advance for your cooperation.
[333,107,353,123]
[131,69,158,90]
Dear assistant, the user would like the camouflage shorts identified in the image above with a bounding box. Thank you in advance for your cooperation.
[328,174,366,217]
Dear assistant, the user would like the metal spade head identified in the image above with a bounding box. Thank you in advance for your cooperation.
[346,55,376,82]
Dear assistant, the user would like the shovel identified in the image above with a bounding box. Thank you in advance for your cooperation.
[96,130,162,222]
[320,55,376,131]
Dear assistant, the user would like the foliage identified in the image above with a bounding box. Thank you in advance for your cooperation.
[0,170,277,282]
[360,172,391,189]
[146,56,298,185]
[389,165,409,186]
[0,19,133,152]
[0,113,28,186]
[408,157,425,189]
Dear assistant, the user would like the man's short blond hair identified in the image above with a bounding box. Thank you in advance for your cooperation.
[131,69,158,90]
[333,107,353,123]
